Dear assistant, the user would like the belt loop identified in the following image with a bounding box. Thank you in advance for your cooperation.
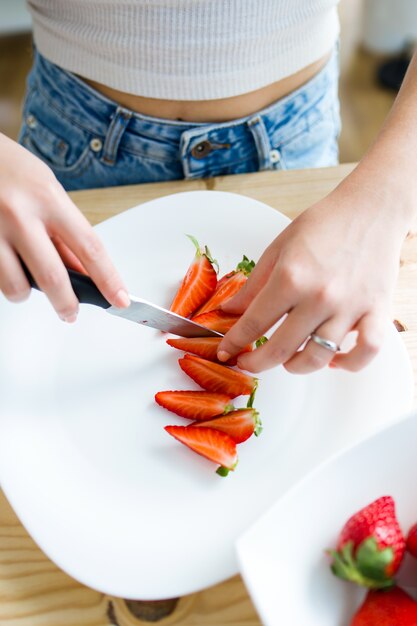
[101,106,133,166]
[247,115,274,171]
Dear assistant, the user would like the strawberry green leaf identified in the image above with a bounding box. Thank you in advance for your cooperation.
[186,233,202,255]
[236,255,256,276]
[204,245,219,273]
[329,539,394,589]
[255,336,268,348]
[184,234,219,273]
[355,537,395,582]
[254,411,263,437]
[247,379,259,408]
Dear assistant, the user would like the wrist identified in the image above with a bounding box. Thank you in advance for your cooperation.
[333,161,417,243]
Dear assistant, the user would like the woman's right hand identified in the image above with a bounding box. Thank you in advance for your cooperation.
[0,133,129,321]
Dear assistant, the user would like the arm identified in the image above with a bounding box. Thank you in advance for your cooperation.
[0,133,129,320]
[217,52,417,373]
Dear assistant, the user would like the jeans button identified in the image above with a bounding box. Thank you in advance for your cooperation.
[191,140,212,159]
[26,114,37,129]
[90,138,103,152]
[270,149,281,164]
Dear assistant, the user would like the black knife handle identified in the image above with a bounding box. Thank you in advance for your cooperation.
[21,260,112,309]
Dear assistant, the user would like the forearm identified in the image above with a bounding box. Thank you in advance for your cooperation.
[337,51,417,237]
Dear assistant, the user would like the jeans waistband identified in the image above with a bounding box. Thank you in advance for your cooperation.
[32,47,338,144]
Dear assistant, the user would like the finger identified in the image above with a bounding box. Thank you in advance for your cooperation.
[0,242,31,302]
[236,301,327,373]
[284,316,349,374]
[49,195,129,308]
[220,244,278,314]
[218,266,294,361]
[16,224,80,321]
[329,312,386,372]
[52,235,87,274]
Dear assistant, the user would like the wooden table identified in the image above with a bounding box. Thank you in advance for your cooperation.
[1,164,417,625]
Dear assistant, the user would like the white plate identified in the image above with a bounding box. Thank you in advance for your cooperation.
[236,410,417,626]
[0,190,413,600]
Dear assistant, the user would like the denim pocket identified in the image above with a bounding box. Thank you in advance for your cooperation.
[20,87,95,178]
[277,110,340,170]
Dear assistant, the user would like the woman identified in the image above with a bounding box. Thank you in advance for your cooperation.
[0,0,415,374]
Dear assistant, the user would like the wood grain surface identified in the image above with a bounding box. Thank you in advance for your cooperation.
[1,164,416,626]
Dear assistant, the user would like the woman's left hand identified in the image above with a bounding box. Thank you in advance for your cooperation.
[217,178,407,374]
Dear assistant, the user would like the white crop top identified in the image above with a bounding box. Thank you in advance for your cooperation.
[27,0,340,100]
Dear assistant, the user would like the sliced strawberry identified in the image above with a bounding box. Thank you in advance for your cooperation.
[166,336,252,365]
[192,408,262,443]
[179,354,258,401]
[215,270,235,291]
[191,309,241,333]
[155,390,234,420]
[170,235,218,318]
[165,424,238,475]
[195,255,255,315]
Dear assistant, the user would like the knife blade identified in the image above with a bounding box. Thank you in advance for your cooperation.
[22,263,223,338]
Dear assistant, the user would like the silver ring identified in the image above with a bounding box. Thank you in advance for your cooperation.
[310,333,340,353]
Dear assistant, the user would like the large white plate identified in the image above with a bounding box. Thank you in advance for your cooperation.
[236,410,417,626]
[0,191,413,599]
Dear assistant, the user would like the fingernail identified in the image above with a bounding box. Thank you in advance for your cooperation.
[217,350,231,362]
[328,361,338,369]
[8,290,30,303]
[115,289,130,308]
[62,312,78,323]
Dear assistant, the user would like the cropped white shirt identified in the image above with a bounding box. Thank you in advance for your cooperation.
[27,0,340,100]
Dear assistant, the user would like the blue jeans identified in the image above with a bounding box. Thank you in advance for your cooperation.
[19,49,341,192]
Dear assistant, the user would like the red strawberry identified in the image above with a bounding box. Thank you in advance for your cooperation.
[166,336,252,365]
[406,522,417,559]
[350,586,417,626]
[164,425,238,476]
[178,354,258,402]
[192,408,262,443]
[191,309,241,334]
[330,496,406,589]
[155,390,234,420]
[170,235,218,318]
[215,269,235,291]
[195,255,255,314]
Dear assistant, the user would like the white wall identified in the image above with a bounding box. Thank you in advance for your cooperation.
[362,0,417,53]
[0,0,31,35]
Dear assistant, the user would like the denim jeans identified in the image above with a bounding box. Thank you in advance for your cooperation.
[19,49,341,192]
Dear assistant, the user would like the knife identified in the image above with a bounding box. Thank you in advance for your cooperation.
[22,263,223,338]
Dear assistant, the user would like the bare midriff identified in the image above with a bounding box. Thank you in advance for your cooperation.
[82,51,331,123]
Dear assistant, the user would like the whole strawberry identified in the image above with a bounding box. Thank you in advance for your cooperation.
[350,586,417,626]
[330,496,406,589]
[406,522,417,560]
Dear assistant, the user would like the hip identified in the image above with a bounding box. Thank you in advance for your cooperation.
[19,48,341,192]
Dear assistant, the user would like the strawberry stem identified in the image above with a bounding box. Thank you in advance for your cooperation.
[216,466,230,477]
[247,379,258,408]
[255,336,268,348]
